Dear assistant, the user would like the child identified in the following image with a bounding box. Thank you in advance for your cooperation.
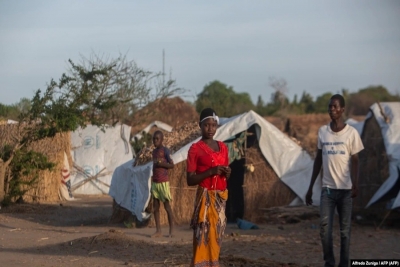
[151,130,175,237]
[186,108,231,266]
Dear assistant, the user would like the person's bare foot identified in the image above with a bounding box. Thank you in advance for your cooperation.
[150,231,162,238]
[168,228,174,238]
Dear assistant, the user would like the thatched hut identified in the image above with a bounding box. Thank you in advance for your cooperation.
[0,123,71,203]
[145,126,296,226]
[354,110,389,215]
[355,102,400,216]
[128,96,199,136]
[110,111,318,226]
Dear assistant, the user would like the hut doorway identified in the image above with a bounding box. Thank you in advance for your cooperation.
[225,125,258,223]
[226,158,245,222]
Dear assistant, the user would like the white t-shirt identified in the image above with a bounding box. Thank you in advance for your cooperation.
[318,123,364,189]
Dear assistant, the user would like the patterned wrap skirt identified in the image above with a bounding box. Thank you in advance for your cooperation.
[190,186,228,267]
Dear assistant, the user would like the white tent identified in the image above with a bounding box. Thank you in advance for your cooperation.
[345,118,365,135]
[132,121,173,141]
[70,124,134,195]
[109,110,321,221]
[365,102,400,210]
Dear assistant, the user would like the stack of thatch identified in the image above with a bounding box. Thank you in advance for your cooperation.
[135,121,200,165]
[129,96,199,136]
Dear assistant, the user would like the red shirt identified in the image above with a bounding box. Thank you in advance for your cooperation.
[152,146,173,183]
[187,140,229,190]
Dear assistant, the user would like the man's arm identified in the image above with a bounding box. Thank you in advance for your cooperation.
[306,149,323,205]
[154,148,174,169]
[350,153,359,198]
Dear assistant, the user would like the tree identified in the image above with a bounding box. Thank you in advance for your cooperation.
[314,93,333,113]
[195,80,254,117]
[347,85,400,116]
[256,95,265,108]
[269,77,288,109]
[299,91,315,113]
[0,102,20,121]
[292,94,298,105]
[0,53,181,203]
[255,95,269,116]
[67,53,183,125]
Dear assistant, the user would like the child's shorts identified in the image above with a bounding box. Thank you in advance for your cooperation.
[151,181,172,202]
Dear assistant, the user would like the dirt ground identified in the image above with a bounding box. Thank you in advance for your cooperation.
[1,195,399,267]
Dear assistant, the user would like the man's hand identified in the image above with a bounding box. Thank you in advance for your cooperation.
[306,189,313,206]
[351,185,358,198]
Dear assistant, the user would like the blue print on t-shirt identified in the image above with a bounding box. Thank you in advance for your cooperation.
[323,143,346,155]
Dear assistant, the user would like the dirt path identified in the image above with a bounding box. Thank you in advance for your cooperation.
[0,195,399,267]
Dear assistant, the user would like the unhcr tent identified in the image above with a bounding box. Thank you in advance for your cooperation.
[68,124,134,196]
[109,111,321,222]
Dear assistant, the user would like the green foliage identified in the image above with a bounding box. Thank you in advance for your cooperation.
[131,132,153,155]
[0,98,30,120]
[346,85,400,115]
[299,91,315,113]
[195,80,254,117]
[1,52,185,203]
[2,150,54,205]
[314,93,333,113]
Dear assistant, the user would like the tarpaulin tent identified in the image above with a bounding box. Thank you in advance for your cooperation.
[109,111,321,222]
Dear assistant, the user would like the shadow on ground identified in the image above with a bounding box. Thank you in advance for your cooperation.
[0,195,117,227]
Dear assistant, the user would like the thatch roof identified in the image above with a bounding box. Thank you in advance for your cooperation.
[129,97,198,136]
[135,121,201,165]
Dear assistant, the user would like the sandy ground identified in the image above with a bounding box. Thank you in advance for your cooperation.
[0,195,399,267]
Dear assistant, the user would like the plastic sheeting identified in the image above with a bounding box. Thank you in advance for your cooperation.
[345,118,365,135]
[365,103,400,209]
[110,111,321,221]
[59,152,74,201]
[132,121,173,141]
[70,124,133,195]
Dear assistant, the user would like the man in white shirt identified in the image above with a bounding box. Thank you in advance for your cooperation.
[306,94,364,267]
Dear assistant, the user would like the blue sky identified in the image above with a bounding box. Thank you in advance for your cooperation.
[1,0,399,105]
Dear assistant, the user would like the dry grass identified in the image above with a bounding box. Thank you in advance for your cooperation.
[243,142,297,223]
[129,97,198,136]
[23,132,71,202]
[0,124,71,203]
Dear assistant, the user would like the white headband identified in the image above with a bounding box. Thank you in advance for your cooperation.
[200,112,219,125]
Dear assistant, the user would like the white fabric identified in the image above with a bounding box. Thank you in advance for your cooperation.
[318,124,364,189]
[59,152,75,201]
[132,121,173,141]
[200,113,219,124]
[345,118,365,135]
[109,110,321,221]
[109,160,152,221]
[70,124,133,195]
[365,102,400,209]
